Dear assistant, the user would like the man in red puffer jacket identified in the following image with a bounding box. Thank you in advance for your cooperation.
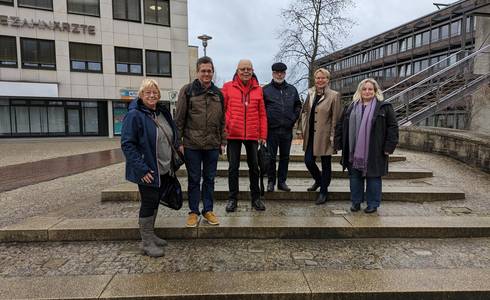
[222,59,268,212]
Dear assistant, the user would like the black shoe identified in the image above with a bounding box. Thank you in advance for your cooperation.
[315,193,328,205]
[251,199,266,211]
[226,199,237,212]
[364,206,377,213]
[350,203,361,212]
[307,182,320,192]
[267,182,275,192]
[277,182,291,192]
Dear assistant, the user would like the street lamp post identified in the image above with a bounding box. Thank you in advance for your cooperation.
[197,34,212,57]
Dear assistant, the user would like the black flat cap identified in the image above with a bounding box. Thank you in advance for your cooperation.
[271,62,287,72]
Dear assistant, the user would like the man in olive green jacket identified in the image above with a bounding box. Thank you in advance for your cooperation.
[174,56,225,228]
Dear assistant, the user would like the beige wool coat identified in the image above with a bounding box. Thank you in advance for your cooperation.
[301,86,342,156]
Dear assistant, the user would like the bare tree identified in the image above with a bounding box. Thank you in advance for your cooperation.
[275,0,354,93]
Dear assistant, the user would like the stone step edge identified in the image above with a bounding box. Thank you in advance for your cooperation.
[1,216,488,242]
[222,153,407,162]
[101,185,466,202]
[176,168,434,180]
[1,269,489,300]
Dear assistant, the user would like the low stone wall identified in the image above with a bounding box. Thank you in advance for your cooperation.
[399,126,490,173]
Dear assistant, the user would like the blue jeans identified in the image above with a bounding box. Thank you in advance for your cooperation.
[184,148,219,215]
[348,167,382,208]
[304,142,332,195]
[267,127,293,185]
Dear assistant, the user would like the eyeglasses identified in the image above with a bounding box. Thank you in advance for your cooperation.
[238,68,253,72]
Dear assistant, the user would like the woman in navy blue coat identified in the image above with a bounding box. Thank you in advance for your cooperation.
[121,78,180,257]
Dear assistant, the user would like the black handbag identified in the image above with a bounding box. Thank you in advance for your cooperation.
[159,174,183,210]
[153,118,185,171]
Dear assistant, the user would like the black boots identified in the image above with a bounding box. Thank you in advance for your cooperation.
[307,182,320,192]
[251,198,266,211]
[267,182,275,192]
[315,193,328,205]
[277,182,291,192]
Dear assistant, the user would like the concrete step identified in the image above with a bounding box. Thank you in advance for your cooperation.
[221,153,407,163]
[101,183,465,202]
[2,269,489,299]
[176,162,433,179]
[1,216,488,242]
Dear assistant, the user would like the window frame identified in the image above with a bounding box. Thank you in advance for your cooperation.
[144,0,170,27]
[0,35,18,68]
[145,49,172,77]
[67,0,101,17]
[112,0,142,23]
[17,0,53,11]
[0,0,14,7]
[20,38,56,71]
[114,46,143,75]
[69,42,103,73]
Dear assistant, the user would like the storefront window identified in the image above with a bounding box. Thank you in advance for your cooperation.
[113,102,127,135]
[0,100,11,136]
[82,102,99,133]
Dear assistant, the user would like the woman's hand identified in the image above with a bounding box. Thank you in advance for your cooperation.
[141,171,154,184]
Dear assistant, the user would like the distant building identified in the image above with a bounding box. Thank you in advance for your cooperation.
[316,0,489,129]
[0,0,189,138]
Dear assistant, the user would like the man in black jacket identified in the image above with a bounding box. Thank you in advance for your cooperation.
[263,62,302,192]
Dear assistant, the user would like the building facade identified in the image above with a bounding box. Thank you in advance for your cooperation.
[0,0,189,138]
[316,0,489,130]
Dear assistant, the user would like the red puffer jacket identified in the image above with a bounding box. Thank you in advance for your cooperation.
[222,74,267,141]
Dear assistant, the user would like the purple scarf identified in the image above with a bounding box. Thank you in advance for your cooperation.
[350,98,376,175]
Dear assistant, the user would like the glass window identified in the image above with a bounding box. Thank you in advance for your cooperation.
[431,28,440,42]
[399,39,406,52]
[466,16,474,33]
[69,42,103,73]
[406,36,413,50]
[399,65,406,78]
[21,38,56,70]
[18,0,52,10]
[68,0,100,17]
[12,106,30,134]
[146,50,171,76]
[82,102,99,133]
[422,31,430,45]
[115,47,143,75]
[113,0,141,22]
[440,24,449,39]
[414,34,421,47]
[450,20,461,37]
[29,106,48,134]
[0,0,14,6]
[48,107,65,133]
[0,100,11,136]
[0,36,17,68]
[144,0,170,26]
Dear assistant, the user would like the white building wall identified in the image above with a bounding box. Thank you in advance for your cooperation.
[0,0,189,101]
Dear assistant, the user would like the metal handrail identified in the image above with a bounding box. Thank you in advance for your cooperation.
[385,43,490,103]
[383,49,468,94]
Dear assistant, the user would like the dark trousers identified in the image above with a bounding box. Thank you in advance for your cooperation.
[267,127,293,185]
[304,141,332,195]
[348,167,382,208]
[184,148,219,215]
[227,139,260,201]
[137,174,171,218]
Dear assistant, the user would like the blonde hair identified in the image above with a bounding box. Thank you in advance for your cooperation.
[138,78,161,100]
[314,68,331,80]
[352,78,384,102]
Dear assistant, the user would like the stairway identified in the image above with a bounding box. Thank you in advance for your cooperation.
[2,149,489,299]
[384,44,490,126]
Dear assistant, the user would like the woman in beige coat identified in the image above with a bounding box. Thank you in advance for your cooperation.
[301,68,342,204]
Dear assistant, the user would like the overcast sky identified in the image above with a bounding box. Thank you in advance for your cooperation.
[187,0,455,85]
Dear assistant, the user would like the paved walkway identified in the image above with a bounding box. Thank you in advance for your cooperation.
[0,149,124,193]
